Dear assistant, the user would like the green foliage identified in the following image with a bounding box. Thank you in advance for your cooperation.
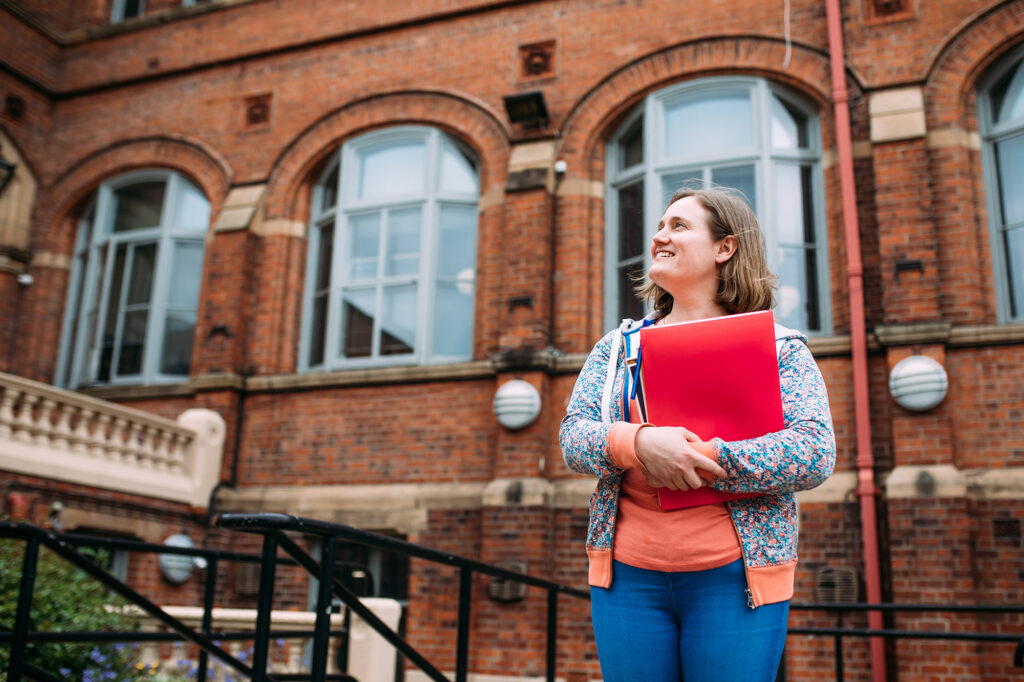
[0,538,149,681]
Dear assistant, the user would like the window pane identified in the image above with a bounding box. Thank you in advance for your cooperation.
[618,262,646,322]
[309,292,329,366]
[664,90,753,160]
[160,311,194,375]
[439,143,479,195]
[177,181,210,233]
[661,172,702,207]
[123,0,143,18]
[117,310,149,376]
[380,284,416,355]
[995,134,1024,226]
[167,242,203,308]
[771,95,809,149]
[97,245,127,382]
[1005,226,1024,318]
[385,208,421,277]
[776,246,819,331]
[990,58,1024,125]
[433,282,472,357]
[348,213,380,280]
[358,140,426,200]
[126,243,157,305]
[712,164,756,212]
[774,163,816,244]
[112,181,166,232]
[437,205,477,276]
[312,224,334,293]
[620,119,644,169]
[618,181,645,262]
[341,288,376,358]
[321,163,340,213]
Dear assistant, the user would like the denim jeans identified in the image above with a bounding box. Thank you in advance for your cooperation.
[589,559,788,682]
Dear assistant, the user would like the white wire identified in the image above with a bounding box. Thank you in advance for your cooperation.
[783,0,792,69]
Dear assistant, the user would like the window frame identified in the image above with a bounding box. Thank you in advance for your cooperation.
[300,126,480,372]
[604,76,830,334]
[978,44,1024,323]
[56,169,209,388]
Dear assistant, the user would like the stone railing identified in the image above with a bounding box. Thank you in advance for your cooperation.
[0,372,224,507]
[135,601,402,681]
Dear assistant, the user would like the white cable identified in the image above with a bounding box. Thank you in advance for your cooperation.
[782,0,790,69]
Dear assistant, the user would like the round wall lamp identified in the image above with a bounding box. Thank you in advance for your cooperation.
[158,534,207,585]
[493,380,542,430]
[888,355,948,412]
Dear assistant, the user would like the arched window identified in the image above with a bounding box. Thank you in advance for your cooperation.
[980,50,1024,321]
[605,77,829,333]
[57,170,210,387]
[302,126,479,370]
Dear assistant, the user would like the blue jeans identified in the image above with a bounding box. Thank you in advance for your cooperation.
[590,560,788,682]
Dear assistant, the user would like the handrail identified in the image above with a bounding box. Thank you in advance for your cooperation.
[3,518,1022,682]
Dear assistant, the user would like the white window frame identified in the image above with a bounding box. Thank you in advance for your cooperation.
[56,170,209,388]
[604,76,830,334]
[979,44,1024,323]
[300,126,480,372]
[111,0,145,22]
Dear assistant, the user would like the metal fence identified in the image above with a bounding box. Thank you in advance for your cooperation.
[2,515,1022,682]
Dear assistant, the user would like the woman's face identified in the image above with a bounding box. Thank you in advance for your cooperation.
[647,195,730,296]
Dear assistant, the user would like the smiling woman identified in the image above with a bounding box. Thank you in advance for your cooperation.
[560,184,835,682]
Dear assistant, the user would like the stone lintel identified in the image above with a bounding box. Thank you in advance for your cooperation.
[874,322,952,346]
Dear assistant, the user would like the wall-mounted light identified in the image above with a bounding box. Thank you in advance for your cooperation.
[0,144,15,200]
[888,355,948,411]
[158,534,208,584]
[493,379,542,430]
[503,91,549,129]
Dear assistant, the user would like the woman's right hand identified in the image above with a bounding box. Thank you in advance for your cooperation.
[634,426,728,490]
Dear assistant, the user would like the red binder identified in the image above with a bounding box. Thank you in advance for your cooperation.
[637,310,784,511]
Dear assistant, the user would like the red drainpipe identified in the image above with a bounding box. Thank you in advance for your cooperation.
[824,1,887,680]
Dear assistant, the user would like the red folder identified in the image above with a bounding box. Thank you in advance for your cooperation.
[637,310,784,511]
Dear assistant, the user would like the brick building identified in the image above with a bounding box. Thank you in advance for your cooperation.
[1,0,1023,679]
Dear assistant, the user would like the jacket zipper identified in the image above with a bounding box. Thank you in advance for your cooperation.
[727,502,757,609]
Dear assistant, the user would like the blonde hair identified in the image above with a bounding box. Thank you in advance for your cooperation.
[636,183,777,316]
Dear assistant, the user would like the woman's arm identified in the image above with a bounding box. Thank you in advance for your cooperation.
[708,338,836,495]
[559,331,630,478]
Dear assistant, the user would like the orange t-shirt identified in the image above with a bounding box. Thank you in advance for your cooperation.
[611,399,742,572]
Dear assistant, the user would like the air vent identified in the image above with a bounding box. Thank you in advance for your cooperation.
[993,518,1021,547]
[488,561,528,603]
[815,566,859,604]
[235,562,261,597]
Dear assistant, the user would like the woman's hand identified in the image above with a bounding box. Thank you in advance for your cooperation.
[634,426,727,490]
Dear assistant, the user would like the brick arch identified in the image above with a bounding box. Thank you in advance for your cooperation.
[558,37,857,174]
[925,0,1024,129]
[263,90,510,221]
[36,135,233,255]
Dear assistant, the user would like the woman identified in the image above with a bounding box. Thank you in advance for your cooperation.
[559,185,835,681]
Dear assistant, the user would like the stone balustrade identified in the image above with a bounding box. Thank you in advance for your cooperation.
[0,372,224,507]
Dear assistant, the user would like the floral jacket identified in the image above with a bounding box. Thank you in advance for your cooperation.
[559,314,836,607]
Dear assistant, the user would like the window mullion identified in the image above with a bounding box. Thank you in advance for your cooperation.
[147,229,175,382]
[326,212,344,368]
[109,242,135,382]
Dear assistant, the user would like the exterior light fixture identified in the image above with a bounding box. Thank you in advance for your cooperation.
[0,145,14,200]
[503,91,549,128]
[888,354,948,412]
[493,379,542,430]
[158,533,207,584]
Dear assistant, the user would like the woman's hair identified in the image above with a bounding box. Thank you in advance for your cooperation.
[636,183,777,316]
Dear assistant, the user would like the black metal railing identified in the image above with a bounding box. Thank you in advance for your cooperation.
[787,602,1024,681]
[214,513,591,682]
[3,516,1023,682]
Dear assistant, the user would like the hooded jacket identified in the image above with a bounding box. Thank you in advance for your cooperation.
[559,313,836,607]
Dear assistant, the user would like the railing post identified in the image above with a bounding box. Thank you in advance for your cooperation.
[310,535,337,682]
[455,567,472,682]
[8,534,40,682]
[546,589,558,682]
[835,610,844,682]
[251,533,279,681]
[197,556,218,682]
